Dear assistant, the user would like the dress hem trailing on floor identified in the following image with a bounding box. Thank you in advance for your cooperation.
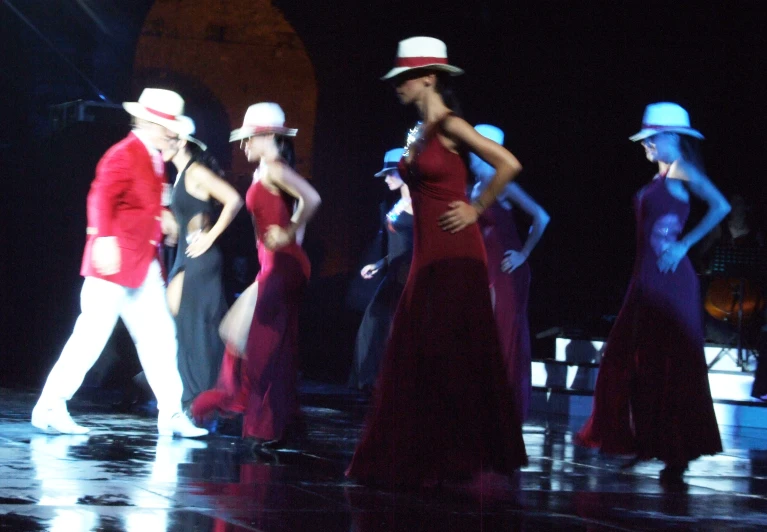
[576,175,722,465]
[192,178,310,442]
[480,203,533,422]
[169,166,227,406]
[347,124,527,487]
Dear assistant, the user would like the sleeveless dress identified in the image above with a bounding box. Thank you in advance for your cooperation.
[348,204,413,391]
[480,203,532,421]
[169,163,227,405]
[576,175,722,464]
[347,124,528,486]
[192,177,310,441]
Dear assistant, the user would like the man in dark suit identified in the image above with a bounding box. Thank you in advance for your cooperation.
[31,88,207,437]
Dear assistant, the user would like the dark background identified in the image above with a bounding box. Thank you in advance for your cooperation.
[2,1,765,388]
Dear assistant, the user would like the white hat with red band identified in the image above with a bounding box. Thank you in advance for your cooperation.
[123,88,188,132]
[229,102,298,142]
[629,102,704,142]
[175,116,208,151]
[381,36,464,80]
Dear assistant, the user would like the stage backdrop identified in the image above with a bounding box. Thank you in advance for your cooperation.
[2,0,765,387]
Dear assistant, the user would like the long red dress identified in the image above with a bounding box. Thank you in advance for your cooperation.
[480,203,532,422]
[576,175,722,464]
[192,178,310,441]
[346,123,528,487]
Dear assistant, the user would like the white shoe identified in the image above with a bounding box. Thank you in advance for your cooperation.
[157,412,209,438]
[31,403,90,435]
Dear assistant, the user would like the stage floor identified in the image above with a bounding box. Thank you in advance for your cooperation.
[1,383,766,531]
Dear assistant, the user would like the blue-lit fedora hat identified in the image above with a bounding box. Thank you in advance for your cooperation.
[374,148,405,177]
[629,102,704,142]
[474,124,505,145]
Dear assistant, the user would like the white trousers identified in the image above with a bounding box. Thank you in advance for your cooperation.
[37,260,182,416]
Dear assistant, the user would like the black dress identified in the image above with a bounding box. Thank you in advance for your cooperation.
[348,201,413,391]
[169,162,227,405]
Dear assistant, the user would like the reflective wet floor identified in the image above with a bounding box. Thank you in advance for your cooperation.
[1,384,766,531]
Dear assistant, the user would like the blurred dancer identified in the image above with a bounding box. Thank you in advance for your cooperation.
[31,89,207,438]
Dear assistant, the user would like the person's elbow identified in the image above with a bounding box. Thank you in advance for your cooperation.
[537,209,551,230]
[497,158,522,185]
[716,197,731,219]
[506,157,523,179]
[309,191,322,213]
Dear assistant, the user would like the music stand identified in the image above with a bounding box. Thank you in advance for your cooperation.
[706,246,767,370]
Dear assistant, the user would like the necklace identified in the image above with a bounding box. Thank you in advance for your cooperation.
[402,121,425,158]
[386,197,412,225]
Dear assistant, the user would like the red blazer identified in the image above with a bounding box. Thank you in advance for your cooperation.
[80,132,165,288]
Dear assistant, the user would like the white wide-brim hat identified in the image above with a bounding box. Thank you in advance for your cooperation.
[229,102,298,142]
[123,88,188,132]
[629,102,704,142]
[374,148,405,177]
[174,116,208,151]
[381,36,464,81]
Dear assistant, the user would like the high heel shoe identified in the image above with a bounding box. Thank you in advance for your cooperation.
[659,463,688,486]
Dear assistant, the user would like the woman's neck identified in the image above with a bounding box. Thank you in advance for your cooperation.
[415,92,450,126]
[657,160,676,176]
[261,142,280,164]
[399,185,411,200]
[657,147,683,177]
[255,157,279,187]
[173,151,192,173]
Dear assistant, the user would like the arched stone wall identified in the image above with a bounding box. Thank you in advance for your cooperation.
[133,0,317,178]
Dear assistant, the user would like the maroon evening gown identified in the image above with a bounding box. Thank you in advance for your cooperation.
[576,175,722,464]
[480,203,533,422]
[347,121,528,487]
[192,178,310,441]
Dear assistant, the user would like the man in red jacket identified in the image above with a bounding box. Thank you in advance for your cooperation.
[31,88,207,438]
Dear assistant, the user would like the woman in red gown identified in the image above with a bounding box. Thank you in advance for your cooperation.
[576,102,730,485]
[347,37,528,488]
[192,103,320,447]
[470,124,550,422]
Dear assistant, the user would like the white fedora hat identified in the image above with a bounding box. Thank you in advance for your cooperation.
[474,124,505,145]
[374,148,405,177]
[123,88,188,131]
[381,36,464,81]
[229,102,298,142]
[174,116,208,151]
[629,102,704,142]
